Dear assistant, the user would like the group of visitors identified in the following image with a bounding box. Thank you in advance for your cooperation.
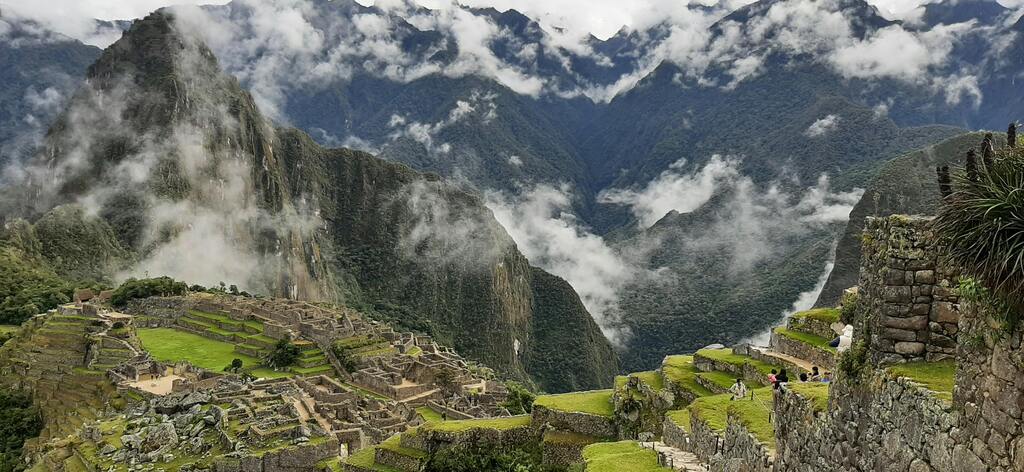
[729,365,831,400]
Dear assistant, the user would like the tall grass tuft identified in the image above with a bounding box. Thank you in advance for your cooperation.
[933,142,1024,309]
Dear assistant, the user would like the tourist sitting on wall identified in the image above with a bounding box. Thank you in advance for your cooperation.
[821,372,833,383]
[774,369,789,389]
[729,378,748,400]
[799,373,808,382]
[809,366,821,381]
[768,369,778,386]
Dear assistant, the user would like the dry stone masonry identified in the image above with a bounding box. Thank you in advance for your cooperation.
[859,216,960,363]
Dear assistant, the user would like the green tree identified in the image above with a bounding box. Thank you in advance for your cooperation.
[224,358,244,373]
[110,277,188,307]
[267,340,300,368]
[0,389,42,472]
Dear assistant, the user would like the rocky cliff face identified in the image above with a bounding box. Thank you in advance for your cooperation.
[1,11,617,392]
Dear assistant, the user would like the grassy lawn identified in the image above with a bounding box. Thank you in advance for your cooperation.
[666,409,691,433]
[416,406,443,422]
[543,430,603,446]
[248,367,292,379]
[697,370,743,390]
[775,328,837,352]
[887,359,956,403]
[535,389,614,417]
[696,348,778,375]
[792,307,840,323]
[0,324,21,334]
[629,371,665,391]
[344,445,403,472]
[662,355,713,397]
[787,383,830,412]
[137,328,274,376]
[378,434,427,459]
[582,441,671,472]
[422,415,531,432]
[688,387,775,450]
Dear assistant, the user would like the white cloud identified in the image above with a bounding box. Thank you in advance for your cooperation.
[805,114,840,137]
[598,155,740,228]
[387,90,497,154]
[507,155,523,166]
[487,184,639,345]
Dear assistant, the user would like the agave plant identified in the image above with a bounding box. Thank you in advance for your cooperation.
[933,142,1024,308]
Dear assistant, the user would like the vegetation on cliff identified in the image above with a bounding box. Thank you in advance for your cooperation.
[0,389,41,472]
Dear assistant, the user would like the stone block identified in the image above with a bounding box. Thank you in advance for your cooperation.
[911,304,931,315]
[883,328,919,342]
[915,270,936,285]
[882,315,929,331]
[894,342,926,355]
[930,303,958,323]
[882,286,913,303]
[883,268,907,285]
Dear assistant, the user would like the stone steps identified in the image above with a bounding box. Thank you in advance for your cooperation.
[640,441,709,472]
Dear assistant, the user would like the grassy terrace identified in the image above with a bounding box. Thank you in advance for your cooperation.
[345,446,401,472]
[774,328,837,352]
[138,328,292,379]
[787,383,830,412]
[534,390,614,417]
[415,406,443,422]
[661,355,713,397]
[581,441,671,472]
[792,308,840,323]
[666,409,691,433]
[0,324,21,334]
[887,359,956,403]
[422,415,531,433]
[697,370,745,390]
[688,387,775,450]
[378,434,427,459]
[188,309,264,331]
[543,430,603,446]
[696,348,778,375]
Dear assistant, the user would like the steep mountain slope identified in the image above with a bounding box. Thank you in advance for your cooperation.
[0,11,617,392]
[0,14,102,165]
[815,131,1001,306]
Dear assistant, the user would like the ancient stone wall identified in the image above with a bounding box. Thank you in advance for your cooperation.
[953,300,1024,470]
[859,216,959,363]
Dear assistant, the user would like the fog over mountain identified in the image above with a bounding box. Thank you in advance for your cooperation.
[2,0,1021,371]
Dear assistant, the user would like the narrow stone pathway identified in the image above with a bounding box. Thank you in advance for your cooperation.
[750,346,816,372]
[640,441,710,471]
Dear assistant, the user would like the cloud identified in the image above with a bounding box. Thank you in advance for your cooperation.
[507,155,523,166]
[386,90,497,154]
[598,155,740,228]
[805,114,840,137]
[486,184,639,345]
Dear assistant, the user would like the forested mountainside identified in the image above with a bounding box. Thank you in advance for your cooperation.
[815,131,1005,307]
[0,11,617,392]
[0,15,101,164]
[2,0,1021,372]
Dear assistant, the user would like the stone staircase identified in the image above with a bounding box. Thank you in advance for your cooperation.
[291,342,333,376]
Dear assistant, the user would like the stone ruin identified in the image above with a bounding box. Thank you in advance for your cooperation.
[859,215,960,363]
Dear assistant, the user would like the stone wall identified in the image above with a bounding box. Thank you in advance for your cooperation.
[953,300,1024,470]
[773,371,957,471]
[530,406,617,438]
[859,216,959,363]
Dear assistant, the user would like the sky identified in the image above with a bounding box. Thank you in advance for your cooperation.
[6,0,1024,45]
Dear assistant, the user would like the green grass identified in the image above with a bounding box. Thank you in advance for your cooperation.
[138,328,260,370]
[688,387,775,450]
[628,371,665,391]
[534,390,614,417]
[696,348,778,375]
[792,308,840,323]
[581,441,671,472]
[406,346,422,357]
[787,383,830,412]
[774,328,837,352]
[344,446,402,472]
[665,409,691,433]
[0,324,21,334]
[422,415,531,432]
[416,406,443,422]
[661,356,713,397]
[697,370,743,390]
[291,365,333,375]
[378,434,427,459]
[887,359,956,403]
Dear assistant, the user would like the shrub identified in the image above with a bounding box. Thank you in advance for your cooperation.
[839,291,861,325]
[501,382,536,415]
[837,340,869,381]
[0,389,42,472]
[959,277,1018,337]
[110,277,188,307]
[266,340,300,368]
[933,143,1024,313]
